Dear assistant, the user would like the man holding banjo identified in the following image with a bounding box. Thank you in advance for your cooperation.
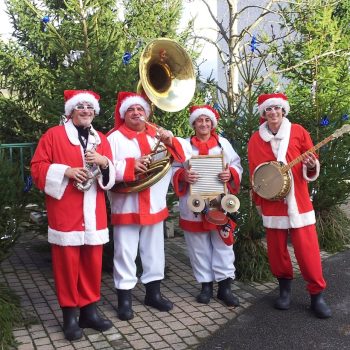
[247,92,331,319]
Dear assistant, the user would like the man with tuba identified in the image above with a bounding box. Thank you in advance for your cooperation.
[107,91,192,320]
[247,92,331,318]
[31,90,116,340]
[172,105,243,306]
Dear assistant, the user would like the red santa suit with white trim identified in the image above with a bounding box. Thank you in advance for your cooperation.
[107,92,192,320]
[248,93,331,318]
[31,90,115,340]
[172,105,243,306]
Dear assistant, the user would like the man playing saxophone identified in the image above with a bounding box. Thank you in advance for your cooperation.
[31,90,115,341]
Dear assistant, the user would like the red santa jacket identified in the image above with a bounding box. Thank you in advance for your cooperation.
[248,118,320,229]
[107,123,192,225]
[31,119,115,246]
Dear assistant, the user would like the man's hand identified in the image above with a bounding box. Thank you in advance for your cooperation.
[85,149,108,168]
[157,128,173,146]
[183,168,200,184]
[218,165,231,183]
[65,167,90,183]
[302,152,317,170]
[135,155,151,174]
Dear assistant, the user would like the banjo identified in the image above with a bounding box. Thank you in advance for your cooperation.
[252,124,350,200]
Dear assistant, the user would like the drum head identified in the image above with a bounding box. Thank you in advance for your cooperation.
[205,210,228,225]
[253,163,285,199]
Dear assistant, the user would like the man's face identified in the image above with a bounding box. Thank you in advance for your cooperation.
[124,104,147,132]
[193,115,212,138]
[263,105,284,131]
[71,103,95,128]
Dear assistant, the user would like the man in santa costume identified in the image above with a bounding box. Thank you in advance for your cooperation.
[31,90,115,340]
[248,92,331,318]
[172,105,243,306]
[107,91,192,320]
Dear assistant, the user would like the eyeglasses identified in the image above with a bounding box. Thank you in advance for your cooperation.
[264,106,282,112]
[74,104,95,111]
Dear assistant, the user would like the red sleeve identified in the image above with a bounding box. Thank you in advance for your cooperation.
[30,131,53,191]
[167,138,186,162]
[226,167,240,194]
[172,168,188,197]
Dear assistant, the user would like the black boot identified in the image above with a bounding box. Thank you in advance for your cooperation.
[217,278,240,307]
[196,282,213,304]
[62,307,83,341]
[310,293,331,318]
[144,280,173,311]
[79,303,113,332]
[274,278,292,310]
[116,289,134,321]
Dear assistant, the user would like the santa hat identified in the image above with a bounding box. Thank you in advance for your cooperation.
[113,91,151,130]
[189,105,220,129]
[257,93,290,117]
[64,90,100,116]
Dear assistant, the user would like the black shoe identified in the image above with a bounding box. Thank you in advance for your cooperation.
[144,280,173,311]
[274,278,292,310]
[62,307,83,341]
[217,278,240,307]
[310,293,332,319]
[196,282,213,304]
[79,303,113,332]
[116,289,134,321]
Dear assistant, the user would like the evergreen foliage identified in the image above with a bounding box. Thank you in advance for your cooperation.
[0,157,36,349]
[0,0,195,140]
[272,0,350,251]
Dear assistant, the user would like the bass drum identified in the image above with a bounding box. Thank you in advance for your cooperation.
[252,161,291,200]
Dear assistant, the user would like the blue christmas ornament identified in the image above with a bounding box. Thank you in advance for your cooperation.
[320,115,330,126]
[23,175,33,193]
[42,15,50,24]
[213,102,220,111]
[342,114,349,121]
[250,35,258,52]
[122,52,132,65]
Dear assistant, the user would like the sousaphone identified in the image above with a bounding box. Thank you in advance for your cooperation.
[112,38,196,193]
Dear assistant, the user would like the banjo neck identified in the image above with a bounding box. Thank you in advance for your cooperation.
[281,134,334,174]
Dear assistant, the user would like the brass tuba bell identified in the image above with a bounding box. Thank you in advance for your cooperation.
[112,38,195,193]
[139,38,196,112]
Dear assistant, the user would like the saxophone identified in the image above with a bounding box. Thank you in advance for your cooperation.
[74,128,101,192]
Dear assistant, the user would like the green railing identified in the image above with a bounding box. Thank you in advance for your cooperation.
[0,143,37,181]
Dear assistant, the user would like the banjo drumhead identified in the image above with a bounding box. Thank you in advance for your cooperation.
[253,163,286,199]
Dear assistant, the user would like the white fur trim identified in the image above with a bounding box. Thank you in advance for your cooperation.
[262,211,316,229]
[97,158,116,190]
[65,93,100,116]
[189,108,217,129]
[48,227,109,246]
[303,160,320,181]
[119,96,151,119]
[44,164,70,199]
[64,119,101,147]
[258,97,290,116]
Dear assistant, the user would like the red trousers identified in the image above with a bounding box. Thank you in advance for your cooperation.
[266,225,326,294]
[51,244,103,307]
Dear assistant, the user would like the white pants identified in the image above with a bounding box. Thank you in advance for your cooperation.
[184,230,235,283]
[113,222,165,289]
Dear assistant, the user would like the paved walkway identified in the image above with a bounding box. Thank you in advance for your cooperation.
[0,231,332,350]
